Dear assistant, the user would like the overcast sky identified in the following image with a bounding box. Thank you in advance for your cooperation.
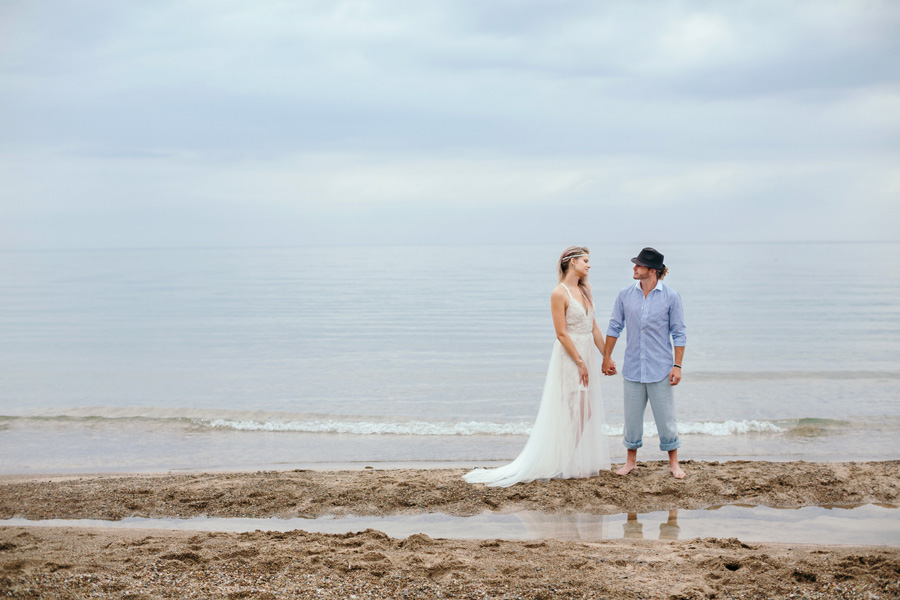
[1,0,898,249]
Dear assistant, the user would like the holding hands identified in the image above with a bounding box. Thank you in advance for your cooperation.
[602,356,617,376]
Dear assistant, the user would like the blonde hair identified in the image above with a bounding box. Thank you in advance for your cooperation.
[558,246,593,308]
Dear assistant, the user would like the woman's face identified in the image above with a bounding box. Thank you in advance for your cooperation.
[572,255,590,277]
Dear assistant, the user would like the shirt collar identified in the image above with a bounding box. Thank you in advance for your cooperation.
[634,280,665,293]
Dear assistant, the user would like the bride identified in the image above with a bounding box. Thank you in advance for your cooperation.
[464,246,613,487]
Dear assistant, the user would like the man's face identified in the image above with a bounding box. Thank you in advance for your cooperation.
[633,264,651,280]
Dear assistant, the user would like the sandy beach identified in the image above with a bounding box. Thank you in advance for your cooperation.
[2,460,899,599]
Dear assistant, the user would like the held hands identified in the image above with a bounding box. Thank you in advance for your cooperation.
[601,356,617,376]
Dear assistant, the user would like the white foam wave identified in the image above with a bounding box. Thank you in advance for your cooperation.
[198,418,785,437]
[602,420,785,437]
[679,419,785,436]
[199,418,532,436]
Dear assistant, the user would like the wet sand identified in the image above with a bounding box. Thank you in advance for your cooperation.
[2,460,899,599]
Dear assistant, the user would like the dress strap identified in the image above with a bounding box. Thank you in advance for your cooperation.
[559,284,574,299]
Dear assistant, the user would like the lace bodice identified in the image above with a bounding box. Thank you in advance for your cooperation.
[562,285,594,337]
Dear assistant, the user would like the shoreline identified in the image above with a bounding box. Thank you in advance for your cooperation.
[0,460,517,482]
[7,451,900,480]
[2,460,899,599]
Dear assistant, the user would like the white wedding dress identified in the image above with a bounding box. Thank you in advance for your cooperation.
[464,285,611,487]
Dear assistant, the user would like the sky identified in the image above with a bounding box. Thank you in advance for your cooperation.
[1,0,898,249]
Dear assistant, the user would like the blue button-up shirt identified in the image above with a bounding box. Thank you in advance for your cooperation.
[607,281,686,383]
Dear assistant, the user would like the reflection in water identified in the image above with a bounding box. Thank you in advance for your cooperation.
[1,504,897,546]
[514,511,607,540]
[623,513,642,539]
[659,510,681,540]
[623,510,680,540]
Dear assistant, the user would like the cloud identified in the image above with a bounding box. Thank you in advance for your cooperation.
[0,0,898,248]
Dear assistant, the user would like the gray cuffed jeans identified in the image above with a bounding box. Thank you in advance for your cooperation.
[623,378,681,452]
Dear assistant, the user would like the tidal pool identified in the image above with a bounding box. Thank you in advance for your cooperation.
[2,504,897,546]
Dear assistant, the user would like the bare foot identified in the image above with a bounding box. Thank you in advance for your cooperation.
[616,463,636,476]
[670,464,685,479]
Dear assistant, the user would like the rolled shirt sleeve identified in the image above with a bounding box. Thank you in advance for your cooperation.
[669,290,687,347]
[607,291,625,338]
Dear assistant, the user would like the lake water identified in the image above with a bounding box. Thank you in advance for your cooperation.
[1,242,898,474]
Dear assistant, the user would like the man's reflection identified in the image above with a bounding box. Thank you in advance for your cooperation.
[659,509,681,540]
[621,510,680,540]
[623,512,644,538]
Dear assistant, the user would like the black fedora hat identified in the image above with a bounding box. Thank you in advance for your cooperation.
[631,247,665,270]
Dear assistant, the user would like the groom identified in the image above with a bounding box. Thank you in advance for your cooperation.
[602,247,687,479]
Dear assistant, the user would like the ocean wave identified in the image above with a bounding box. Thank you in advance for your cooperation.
[197,418,786,437]
[689,370,900,381]
[603,419,786,437]
[198,418,532,436]
[3,411,863,438]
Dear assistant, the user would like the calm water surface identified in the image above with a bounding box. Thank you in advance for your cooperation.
[1,242,898,473]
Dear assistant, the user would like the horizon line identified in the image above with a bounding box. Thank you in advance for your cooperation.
[0,239,898,254]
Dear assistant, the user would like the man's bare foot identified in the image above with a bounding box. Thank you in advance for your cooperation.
[616,463,636,476]
[667,449,684,479]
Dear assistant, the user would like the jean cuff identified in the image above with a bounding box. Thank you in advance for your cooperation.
[659,439,681,452]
